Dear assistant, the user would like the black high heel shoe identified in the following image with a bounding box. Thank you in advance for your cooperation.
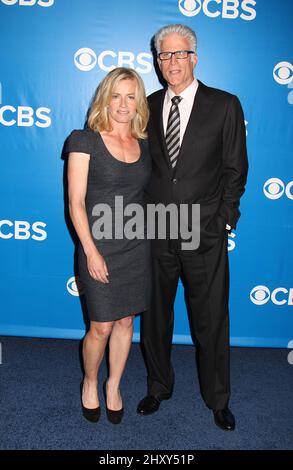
[103,379,124,424]
[80,381,101,423]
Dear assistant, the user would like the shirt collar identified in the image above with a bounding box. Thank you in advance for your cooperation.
[166,78,199,104]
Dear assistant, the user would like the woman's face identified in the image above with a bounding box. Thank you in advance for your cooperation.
[108,78,137,126]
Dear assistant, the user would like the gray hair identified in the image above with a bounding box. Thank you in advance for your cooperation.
[154,24,197,54]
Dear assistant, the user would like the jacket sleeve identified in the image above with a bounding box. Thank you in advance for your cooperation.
[219,95,248,229]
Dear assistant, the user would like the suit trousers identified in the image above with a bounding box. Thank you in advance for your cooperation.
[141,232,230,411]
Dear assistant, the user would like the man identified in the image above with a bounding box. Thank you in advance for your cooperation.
[137,24,248,431]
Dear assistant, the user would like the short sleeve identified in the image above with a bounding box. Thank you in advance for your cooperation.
[64,129,94,156]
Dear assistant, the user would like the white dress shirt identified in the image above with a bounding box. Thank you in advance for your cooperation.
[163,78,199,146]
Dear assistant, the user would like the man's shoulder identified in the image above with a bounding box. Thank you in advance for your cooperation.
[147,89,165,105]
[200,81,238,105]
[200,81,234,99]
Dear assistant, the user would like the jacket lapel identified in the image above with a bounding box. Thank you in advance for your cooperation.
[174,80,214,176]
[150,80,214,174]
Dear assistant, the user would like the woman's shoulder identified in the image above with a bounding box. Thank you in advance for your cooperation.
[65,128,98,154]
[68,127,97,140]
[139,137,150,155]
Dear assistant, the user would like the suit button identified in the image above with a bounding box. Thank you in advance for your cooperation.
[172,178,177,184]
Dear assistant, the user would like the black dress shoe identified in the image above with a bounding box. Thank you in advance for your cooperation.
[137,395,162,415]
[103,380,124,424]
[80,381,101,423]
[213,408,235,431]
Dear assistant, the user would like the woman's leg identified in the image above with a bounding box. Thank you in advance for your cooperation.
[82,320,114,408]
[106,314,134,410]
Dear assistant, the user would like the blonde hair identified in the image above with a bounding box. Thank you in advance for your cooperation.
[87,67,149,139]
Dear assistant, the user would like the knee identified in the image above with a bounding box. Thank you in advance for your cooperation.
[116,315,134,329]
[89,322,113,340]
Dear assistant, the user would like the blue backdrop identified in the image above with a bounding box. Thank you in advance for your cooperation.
[0,0,292,348]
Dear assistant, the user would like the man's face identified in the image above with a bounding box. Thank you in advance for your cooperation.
[158,33,197,94]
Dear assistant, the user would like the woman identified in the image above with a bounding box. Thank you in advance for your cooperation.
[66,68,151,424]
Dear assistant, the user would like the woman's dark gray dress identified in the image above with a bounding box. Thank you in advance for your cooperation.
[65,129,151,322]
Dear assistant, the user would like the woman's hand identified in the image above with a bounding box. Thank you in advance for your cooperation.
[86,249,109,284]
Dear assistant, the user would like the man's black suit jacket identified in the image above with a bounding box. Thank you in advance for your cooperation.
[145,79,248,253]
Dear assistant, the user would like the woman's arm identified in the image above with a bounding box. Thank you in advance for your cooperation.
[67,152,109,283]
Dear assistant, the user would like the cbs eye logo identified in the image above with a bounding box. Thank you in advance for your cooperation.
[74,48,97,72]
[250,285,270,305]
[179,0,202,16]
[273,62,293,86]
[263,178,293,200]
[66,276,84,296]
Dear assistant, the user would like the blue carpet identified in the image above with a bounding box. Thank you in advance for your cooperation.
[0,336,292,450]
